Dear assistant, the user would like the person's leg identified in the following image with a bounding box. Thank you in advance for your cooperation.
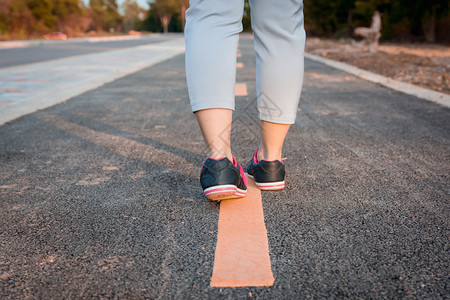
[258,121,290,161]
[185,0,247,200]
[195,108,233,161]
[249,0,306,161]
[185,0,245,161]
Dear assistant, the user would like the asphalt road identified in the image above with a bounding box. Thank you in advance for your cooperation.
[0,35,181,69]
[0,36,449,298]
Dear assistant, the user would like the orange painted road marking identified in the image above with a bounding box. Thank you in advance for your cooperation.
[235,83,247,97]
[210,176,275,287]
[236,62,244,69]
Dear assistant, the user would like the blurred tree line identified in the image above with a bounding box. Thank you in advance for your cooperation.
[302,0,449,42]
[0,0,147,39]
[0,0,448,42]
[1,0,85,39]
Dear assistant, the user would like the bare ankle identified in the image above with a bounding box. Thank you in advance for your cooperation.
[257,147,282,162]
[208,148,233,162]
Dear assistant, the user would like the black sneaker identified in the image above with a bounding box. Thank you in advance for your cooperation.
[200,156,247,201]
[246,149,285,190]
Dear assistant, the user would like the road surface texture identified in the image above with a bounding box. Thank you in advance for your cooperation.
[0,34,180,69]
[1,35,449,298]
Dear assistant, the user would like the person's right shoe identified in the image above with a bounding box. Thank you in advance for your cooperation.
[200,156,247,201]
[246,149,285,190]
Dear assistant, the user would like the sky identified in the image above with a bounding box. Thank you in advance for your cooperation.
[83,0,150,9]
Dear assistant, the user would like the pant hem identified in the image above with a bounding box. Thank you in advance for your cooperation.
[191,102,235,113]
[259,113,296,125]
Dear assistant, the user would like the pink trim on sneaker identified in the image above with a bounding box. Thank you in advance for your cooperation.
[253,149,259,163]
[238,163,247,186]
[232,155,238,167]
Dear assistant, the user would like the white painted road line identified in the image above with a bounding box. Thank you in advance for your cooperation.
[0,38,185,126]
[0,34,164,49]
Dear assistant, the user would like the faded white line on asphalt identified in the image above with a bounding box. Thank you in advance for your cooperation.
[0,34,164,49]
[305,53,450,108]
[0,38,185,126]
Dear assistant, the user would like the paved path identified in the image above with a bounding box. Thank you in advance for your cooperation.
[0,34,449,298]
[0,34,180,68]
[0,36,185,126]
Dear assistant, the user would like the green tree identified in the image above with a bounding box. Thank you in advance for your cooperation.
[89,0,122,32]
[52,0,81,20]
[122,0,141,32]
[52,0,83,34]
[242,0,251,31]
[180,0,188,31]
[0,0,12,38]
[304,0,339,36]
[408,0,448,42]
[8,0,36,38]
[29,0,55,29]
[151,0,179,33]
[142,4,162,32]
[7,0,85,38]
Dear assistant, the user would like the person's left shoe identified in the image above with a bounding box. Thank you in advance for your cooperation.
[200,156,247,201]
[247,149,285,190]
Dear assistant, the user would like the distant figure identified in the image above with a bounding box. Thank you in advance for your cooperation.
[354,11,382,53]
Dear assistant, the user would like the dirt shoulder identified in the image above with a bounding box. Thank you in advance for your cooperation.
[306,38,450,95]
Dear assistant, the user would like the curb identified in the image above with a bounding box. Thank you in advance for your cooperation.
[305,52,450,108]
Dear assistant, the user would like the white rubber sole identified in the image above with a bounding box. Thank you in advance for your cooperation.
[203,184,247,202]
[247,174,285,191]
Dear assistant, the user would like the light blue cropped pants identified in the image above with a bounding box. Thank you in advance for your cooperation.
[185,0,305,124]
